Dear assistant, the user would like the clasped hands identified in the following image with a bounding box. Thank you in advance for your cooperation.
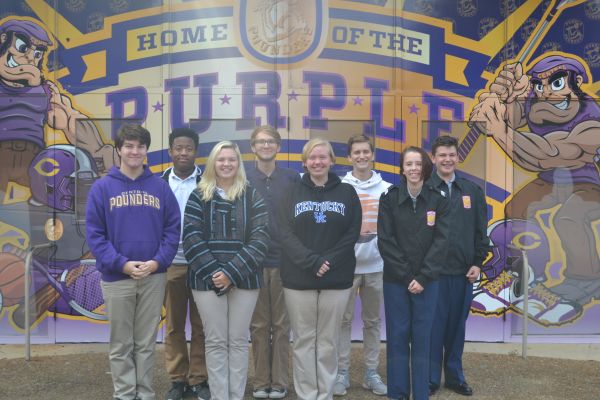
[123,260,158,280]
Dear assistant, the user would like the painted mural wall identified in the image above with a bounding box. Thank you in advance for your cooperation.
[0,0,598,344]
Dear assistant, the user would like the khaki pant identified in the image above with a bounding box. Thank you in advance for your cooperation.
[193,288,259,400]
[101,273,167,400]
[250,267,290,391]
[284,288,351,400]
[164,264,208,385]
[338,272,383,372]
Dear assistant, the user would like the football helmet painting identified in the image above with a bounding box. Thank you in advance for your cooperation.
[28,145,99,212]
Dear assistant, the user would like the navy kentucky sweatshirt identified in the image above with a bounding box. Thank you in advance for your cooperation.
[279,172,362,290]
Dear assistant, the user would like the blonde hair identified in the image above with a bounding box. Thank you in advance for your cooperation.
[301,138,336,169]
[198,141,247,202]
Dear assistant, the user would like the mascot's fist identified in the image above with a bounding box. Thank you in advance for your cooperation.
[490,62,530,103]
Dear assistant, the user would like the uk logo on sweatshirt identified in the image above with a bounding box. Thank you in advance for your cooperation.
[314,211,327,223]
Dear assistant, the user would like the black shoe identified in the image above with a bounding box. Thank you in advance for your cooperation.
[429,382,439,395]
[166,381,186,400]
[445,382,473,396]
[188,380,211,400]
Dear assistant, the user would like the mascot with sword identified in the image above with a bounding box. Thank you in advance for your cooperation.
[468,0,600,324]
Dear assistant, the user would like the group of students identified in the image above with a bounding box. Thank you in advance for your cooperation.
[86,123,489,400]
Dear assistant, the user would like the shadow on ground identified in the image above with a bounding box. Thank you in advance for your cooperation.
[1,346,599,399]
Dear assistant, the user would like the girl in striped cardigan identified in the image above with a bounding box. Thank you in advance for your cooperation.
[183,140,270,400]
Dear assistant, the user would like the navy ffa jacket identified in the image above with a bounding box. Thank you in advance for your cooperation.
[427,172,490,275]
[279,172,362,290]
[377,180,450,287]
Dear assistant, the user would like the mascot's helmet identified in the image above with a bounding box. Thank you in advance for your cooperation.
[29,145,98,211]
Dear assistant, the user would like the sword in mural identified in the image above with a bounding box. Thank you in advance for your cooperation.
[458,0,587,162]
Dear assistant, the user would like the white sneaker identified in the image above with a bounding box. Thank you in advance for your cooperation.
[363,369,387,396]
[253,389,269,399]
[269,388,287,399]
[333,370,349,396]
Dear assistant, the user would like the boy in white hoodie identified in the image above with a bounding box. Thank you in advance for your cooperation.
[334,135,391,396]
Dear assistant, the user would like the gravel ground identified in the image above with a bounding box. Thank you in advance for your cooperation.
[1,346,599,399]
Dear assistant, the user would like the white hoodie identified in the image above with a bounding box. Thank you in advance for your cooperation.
[342,170,392,274]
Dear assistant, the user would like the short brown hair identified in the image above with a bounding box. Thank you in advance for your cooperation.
[250,125,281,144]
[115,124,151,150]
[347,134,374,155]
[432,135,458,155]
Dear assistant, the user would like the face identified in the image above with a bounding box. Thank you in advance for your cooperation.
[0,33,46,87]
[214,147,239,182]
[432,145,458,179]
[251,131,280,162]
[529,70,582,125]
[402,151,423,185]
[305,144,333,180]
[117,139,147,171]
[348,142,373,173]
[169,136,196,172]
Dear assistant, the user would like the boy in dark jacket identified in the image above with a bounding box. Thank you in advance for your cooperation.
[428,135,489,397]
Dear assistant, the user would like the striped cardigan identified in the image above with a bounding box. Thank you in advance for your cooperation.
[183,185,270,291]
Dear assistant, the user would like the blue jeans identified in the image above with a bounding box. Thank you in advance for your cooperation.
[384,280,439,400]
[430,274,473,387]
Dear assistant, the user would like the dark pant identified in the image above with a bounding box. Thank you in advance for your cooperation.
[430,274,473,387]
[384,280,439,400]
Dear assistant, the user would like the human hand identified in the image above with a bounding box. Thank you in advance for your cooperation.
[466,266,481,283]
[316,261,330,277]
[212,271,232,289]
[123,261,143,278]
[129,260,158,279]
[408,279,424,294]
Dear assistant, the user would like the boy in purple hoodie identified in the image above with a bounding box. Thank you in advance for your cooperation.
[86,124,180,400]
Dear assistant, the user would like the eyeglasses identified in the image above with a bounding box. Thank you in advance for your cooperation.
[253,139,278,146]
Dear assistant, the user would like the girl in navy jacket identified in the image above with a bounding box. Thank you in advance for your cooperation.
[378,146,450,400]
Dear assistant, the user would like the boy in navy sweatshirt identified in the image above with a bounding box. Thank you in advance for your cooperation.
[86,124,180,400]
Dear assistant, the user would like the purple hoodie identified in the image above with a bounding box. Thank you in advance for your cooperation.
[86,165,180,282]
